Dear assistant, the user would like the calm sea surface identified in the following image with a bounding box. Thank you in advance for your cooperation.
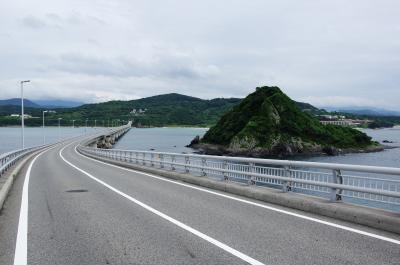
[0,127,98,154]
[1,126,399,168]
[114,127,400,168]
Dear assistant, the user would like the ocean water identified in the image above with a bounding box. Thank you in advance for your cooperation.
[303,128,400,168]
[114,127,208,154]
[114,127,400,168]
[1,126,399,168]
[0,127,98,154]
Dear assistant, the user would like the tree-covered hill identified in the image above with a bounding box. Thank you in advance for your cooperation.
[2,91,398,128]
[197,86,375,157]
[0,93,241,127]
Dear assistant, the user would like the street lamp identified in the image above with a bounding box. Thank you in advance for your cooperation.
[42,110,48,144]
[85,118,88,134]
[20,80,30,149]
[58,118,62,140]
[72,120,75,128]
[95,119,97,128]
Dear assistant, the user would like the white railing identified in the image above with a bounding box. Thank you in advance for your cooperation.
[0,145,48,178]
[77,145,400,212]
[0,123,132,182]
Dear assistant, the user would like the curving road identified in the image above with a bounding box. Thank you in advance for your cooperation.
[0,137,399,265]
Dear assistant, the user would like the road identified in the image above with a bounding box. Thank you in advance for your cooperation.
[0,137,399,264]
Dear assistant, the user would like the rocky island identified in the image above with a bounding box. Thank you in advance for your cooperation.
[189,86,380,157]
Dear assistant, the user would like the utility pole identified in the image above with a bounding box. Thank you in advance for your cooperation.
[20,80,30,149]
[58,118,62,141]
[42,110,48,144]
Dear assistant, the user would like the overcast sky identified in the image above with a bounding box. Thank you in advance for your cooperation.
[0,0,399,109]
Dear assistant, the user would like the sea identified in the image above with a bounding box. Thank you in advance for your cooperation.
[0,127,98,154]
[1,126,399,168]
[114,127,400,168]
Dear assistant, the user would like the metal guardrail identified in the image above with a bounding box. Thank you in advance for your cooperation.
[78,145,400,211]
[0,145,48,178]
[0,124,132,182]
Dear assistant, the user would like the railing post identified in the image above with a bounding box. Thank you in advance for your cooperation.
[330,169,343,201]
[282,166,292,192]
[201,158,207,176]
[248,162,256,185]
[142,152,146,165]
[151,153,154,167]
[159,154,164,168]
[171,155,176,170]
[135,152,138,164]
[185,156,190,173]
[223,160,228,180]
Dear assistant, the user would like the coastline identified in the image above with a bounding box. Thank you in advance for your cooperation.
[188,142,393,159]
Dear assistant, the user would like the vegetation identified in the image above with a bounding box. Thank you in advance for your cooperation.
[0,93,318,127]
[200,86,374,156]
[1,92,399,129]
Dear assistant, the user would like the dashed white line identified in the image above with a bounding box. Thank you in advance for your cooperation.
[72,143,400,245]
[60,143,265,265]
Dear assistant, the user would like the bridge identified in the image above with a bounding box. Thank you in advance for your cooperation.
[0,124,399,265]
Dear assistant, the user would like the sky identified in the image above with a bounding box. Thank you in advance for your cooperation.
[0,0,399,109]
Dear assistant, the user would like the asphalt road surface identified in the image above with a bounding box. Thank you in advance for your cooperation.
[0,137,399,265]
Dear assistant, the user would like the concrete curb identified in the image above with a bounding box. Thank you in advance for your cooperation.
[0,150,43,211]
[81,151,400,235]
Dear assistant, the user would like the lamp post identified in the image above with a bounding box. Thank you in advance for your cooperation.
[42,110,48,144]
[95,119,97,128]
[58,118,62,140]
[85,118,88,134]
[20,80,30,149]
[72,120,75,128]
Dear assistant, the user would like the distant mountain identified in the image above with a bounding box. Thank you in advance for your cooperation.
[324,107,400,117]
[0,98,84,109]
[0,92,325,127]
[33,99,84,108]
[0,98,40,108]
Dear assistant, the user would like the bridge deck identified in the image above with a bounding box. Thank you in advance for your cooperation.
[0,137,399,264]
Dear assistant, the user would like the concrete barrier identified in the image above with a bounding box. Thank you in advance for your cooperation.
[81,150,400,235]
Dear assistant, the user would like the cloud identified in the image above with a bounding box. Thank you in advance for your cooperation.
[47,52,220,80]
[0,0,399,110]
[21,16,47,29]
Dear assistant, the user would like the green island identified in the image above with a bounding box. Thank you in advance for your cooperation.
[190,86,381,157]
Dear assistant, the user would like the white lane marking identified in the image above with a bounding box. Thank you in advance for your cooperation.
[14,146,58,265]
[60,145,264,265]
[72,144,400,245]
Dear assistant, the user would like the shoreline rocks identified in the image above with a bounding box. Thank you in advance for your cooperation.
[188,140,387,159]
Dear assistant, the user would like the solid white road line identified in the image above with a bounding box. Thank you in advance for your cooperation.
[60,144,264,265]
[73,144,400,245]
[13,146,56,265]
